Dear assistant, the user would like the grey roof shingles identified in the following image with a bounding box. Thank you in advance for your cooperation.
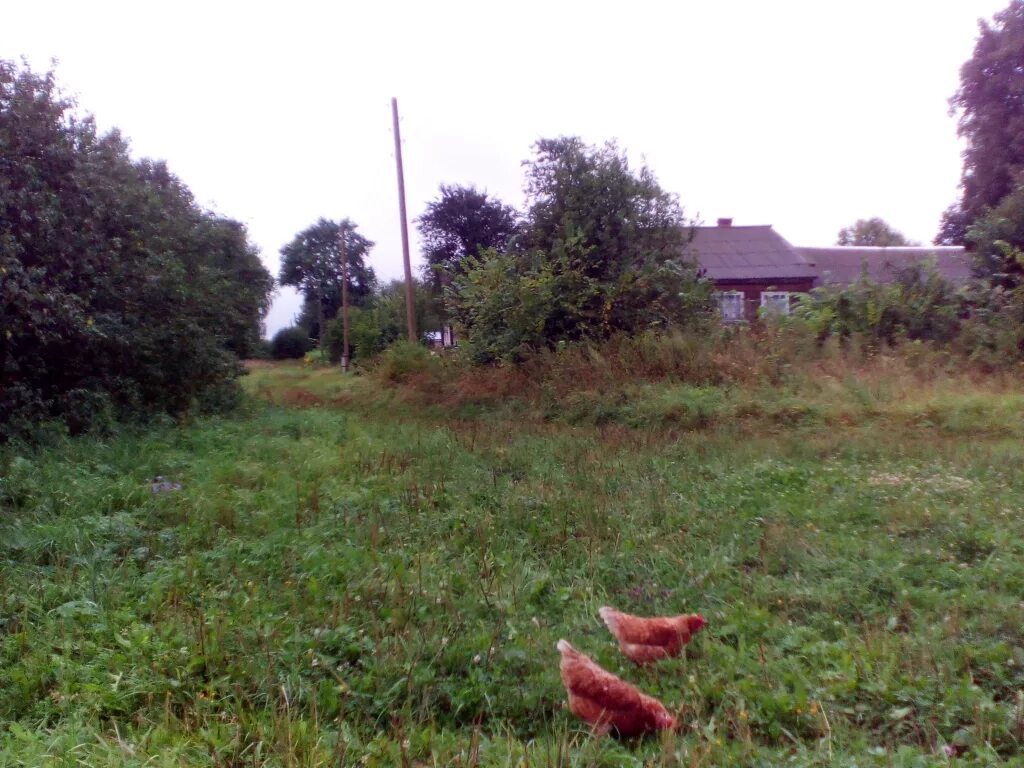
[690,224,973,287]
[690,225,818,282]
[797,246,973,286]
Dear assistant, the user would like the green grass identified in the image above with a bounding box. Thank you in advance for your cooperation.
[3,361,1024,765]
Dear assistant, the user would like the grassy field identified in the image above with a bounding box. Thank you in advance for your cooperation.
[3,358,1024,766]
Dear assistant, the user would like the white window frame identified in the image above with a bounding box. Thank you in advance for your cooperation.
[760,291,791,317]
[716,291,745,323]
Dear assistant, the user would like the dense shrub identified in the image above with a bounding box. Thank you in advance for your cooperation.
[792,265,965,347]
[374,341,442,384]
[0,61,273,441]
[269,327,313,360]
[955,283,1024,366]
[322,307,390,364]
[321,280,444,364]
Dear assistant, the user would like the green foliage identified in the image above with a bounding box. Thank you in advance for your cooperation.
[269,325,313,359]
[836,217,915,246]
[350,306,390,360]
[0,60,273,441]
[447,249,558,362]
[793,265,963,347]
[956,282,1024,365]
[416,184,519,291]
[278,218,376,339]
[953,184,1024,362]
[449,138,714,361]
[967,182,1024,288]
[940,0,1024,243]
[374,340,441,383]
[321,280,444,363]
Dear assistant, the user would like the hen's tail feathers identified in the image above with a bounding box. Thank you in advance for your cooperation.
[598,606,621,636]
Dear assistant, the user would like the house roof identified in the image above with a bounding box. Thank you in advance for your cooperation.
[690,225,818,282]
[798,246,973,286]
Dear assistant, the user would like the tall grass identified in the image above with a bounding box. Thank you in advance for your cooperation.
[3,345,1024,765]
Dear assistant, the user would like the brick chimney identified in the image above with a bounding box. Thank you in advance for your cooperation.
[717,217,733,227]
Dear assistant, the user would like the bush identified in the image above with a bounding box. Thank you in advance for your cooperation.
[321,281,446,364]
[349,308,391,360]
[319,319,346,364]
[955,283,1024,367]
[791,264,964,348]
[249,338,272,360]
[322,308,392,364]
[375,341,441,384]
[447,250,557,363]
[270,327,313,360]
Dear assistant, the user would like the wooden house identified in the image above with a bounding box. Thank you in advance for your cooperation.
[692,219,972,322]
[690,219,817,321]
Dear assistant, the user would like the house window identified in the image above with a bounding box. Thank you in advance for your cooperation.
[717,291,745,322]
[760,291,791,317]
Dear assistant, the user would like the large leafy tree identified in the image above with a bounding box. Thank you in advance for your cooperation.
[1,60,273,439]
[416,185,519,290]
[522,137,708,338]
[524,137,690,282]
[836,217,915,247]
[449,137,712,361]
[939,1,1024,244]
[278,218,375,339]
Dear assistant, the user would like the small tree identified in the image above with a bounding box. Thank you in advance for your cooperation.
[836,218,916,247]
[279,218,375,339]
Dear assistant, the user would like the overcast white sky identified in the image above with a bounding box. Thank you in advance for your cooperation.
[8,0,1008,335]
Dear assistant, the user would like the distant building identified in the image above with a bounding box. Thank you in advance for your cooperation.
[691,219,817,322]
[690,218,972,322]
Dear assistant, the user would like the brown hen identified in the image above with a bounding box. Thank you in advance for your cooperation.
[599,606,706,664]
[556,639,676,736]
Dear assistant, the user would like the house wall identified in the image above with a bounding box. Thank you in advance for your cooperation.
[715,279,816,321]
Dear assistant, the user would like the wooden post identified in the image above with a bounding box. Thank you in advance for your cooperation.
[339,222,350,372]
[392,97,417,343]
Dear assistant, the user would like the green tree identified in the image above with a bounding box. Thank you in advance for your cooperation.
[939,1,1024,243]
[416,185,519,290]
[0,60,273,439]
[523,137,709,339]
[836,217,916,247]
[278,218,375,339]
[449,137,712,361]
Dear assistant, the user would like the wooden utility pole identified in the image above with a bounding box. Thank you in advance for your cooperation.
[339,222,350,372]
[391,97,417,342]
